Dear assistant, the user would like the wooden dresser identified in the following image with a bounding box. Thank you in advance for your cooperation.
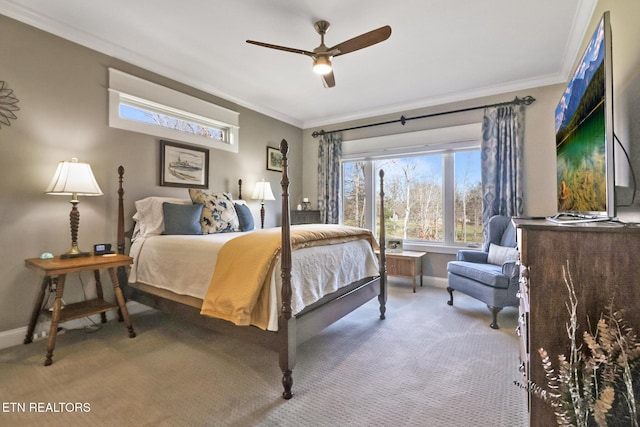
[290,210,321,225]
[513,219,640,426]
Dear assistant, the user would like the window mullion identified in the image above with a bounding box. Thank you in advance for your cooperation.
[365,161,375,231]
[443,152,455,245]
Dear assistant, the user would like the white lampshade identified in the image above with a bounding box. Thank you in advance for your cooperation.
[45,158,103,198]
[251,179,275,202]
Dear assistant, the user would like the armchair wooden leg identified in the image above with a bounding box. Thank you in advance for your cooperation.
[446,287,454,306]
[488,305,503,329]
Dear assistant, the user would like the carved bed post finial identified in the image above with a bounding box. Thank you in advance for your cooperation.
[238,179,243,200]
[378,169,387,320]
[278,138,295,399]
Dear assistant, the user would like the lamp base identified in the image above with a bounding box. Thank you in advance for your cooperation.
[60,250,91,259]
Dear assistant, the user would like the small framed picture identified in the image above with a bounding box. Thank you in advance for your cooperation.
[160,140,209,188]
[386,239,403,253]
[267,146,283,172]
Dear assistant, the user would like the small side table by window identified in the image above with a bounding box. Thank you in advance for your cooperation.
[24,254,136,366]
[377,250,427,293]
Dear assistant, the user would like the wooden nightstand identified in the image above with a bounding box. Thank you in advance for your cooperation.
[377,250,427,293]
[24,254,136,366]
[291,210,321,224]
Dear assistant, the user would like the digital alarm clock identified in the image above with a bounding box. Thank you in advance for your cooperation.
[93,243,113,256]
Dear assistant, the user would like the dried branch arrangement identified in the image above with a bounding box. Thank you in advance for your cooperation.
[533,266,640,426]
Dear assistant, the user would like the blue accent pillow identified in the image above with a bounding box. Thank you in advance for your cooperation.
[162,203,204,235]
[234,203,254,231]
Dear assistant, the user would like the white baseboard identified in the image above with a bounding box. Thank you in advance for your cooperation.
[0,301,151,351]
[387,275,448,289]
[423,276,449,289]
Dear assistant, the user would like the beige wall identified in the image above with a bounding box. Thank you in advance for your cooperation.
[0,16,302,332]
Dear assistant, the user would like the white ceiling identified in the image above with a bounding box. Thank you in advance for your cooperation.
[1,0,597,129]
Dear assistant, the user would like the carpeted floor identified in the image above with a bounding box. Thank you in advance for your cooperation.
[0,282,527,427]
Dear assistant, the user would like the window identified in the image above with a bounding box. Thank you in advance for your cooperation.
[341,124,482,249]
[119,98,227,142]
[453,150,483,244]
[108,68,239,152]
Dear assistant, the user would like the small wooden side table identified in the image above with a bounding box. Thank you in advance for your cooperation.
[377,250,427,293]
[24,254,136,366]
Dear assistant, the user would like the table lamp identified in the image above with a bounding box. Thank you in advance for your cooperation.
[45,158,103,258]
[251,179,275,229]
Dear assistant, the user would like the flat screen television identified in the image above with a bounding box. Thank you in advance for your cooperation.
[550,11,615,223]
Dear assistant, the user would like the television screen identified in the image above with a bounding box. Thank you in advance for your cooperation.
[553,12,615,222]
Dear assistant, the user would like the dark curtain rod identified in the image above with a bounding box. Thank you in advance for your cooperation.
[311,95,536,138]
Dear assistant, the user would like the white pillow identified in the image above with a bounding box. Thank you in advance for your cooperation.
[487,243,519,266]
[132,196,192,239]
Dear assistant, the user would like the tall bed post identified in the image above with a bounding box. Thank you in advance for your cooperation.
[116,166,127,291]
[278,139,295,399]
[117,166,125,256]
[378,169,387,319]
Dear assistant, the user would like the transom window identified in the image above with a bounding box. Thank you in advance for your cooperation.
[108,68,239,152]
[119,97,227,142]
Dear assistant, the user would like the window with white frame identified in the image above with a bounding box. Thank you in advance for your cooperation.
[108,68,239,152]
[342,124,483,249]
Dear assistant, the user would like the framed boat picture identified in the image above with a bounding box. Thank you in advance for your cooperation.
[160,140,209,188]
[266,146,283,172]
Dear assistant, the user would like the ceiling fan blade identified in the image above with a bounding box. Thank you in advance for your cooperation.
[246,40,315,57]
[321,71,335,88]
[331,25,392,57]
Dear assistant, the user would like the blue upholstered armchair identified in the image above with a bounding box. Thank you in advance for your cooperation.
[446,215,520,329]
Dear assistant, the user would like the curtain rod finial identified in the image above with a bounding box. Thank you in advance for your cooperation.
[516,96,536,106]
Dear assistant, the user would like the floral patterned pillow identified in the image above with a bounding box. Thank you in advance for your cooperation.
[188,189,240,233]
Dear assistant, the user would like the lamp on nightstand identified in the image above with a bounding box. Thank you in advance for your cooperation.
[45,158,103,258]
[251,179,275,229]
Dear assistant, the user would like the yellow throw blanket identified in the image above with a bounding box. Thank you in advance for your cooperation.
[200,224,378,329]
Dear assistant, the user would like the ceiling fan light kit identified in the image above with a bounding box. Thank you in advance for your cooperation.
[313,56,332,75]
[247,20,391,88]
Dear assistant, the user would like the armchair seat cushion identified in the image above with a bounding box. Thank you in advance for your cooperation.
[447,261,511,289]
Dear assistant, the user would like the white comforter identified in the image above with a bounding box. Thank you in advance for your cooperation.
[129,230,379,331]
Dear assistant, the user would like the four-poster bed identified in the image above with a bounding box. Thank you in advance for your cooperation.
[116,139,387,398]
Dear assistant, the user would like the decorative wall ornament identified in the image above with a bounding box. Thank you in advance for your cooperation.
[0,81,19,128]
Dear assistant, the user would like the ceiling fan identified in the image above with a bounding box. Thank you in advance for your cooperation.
[246,20,392,88]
